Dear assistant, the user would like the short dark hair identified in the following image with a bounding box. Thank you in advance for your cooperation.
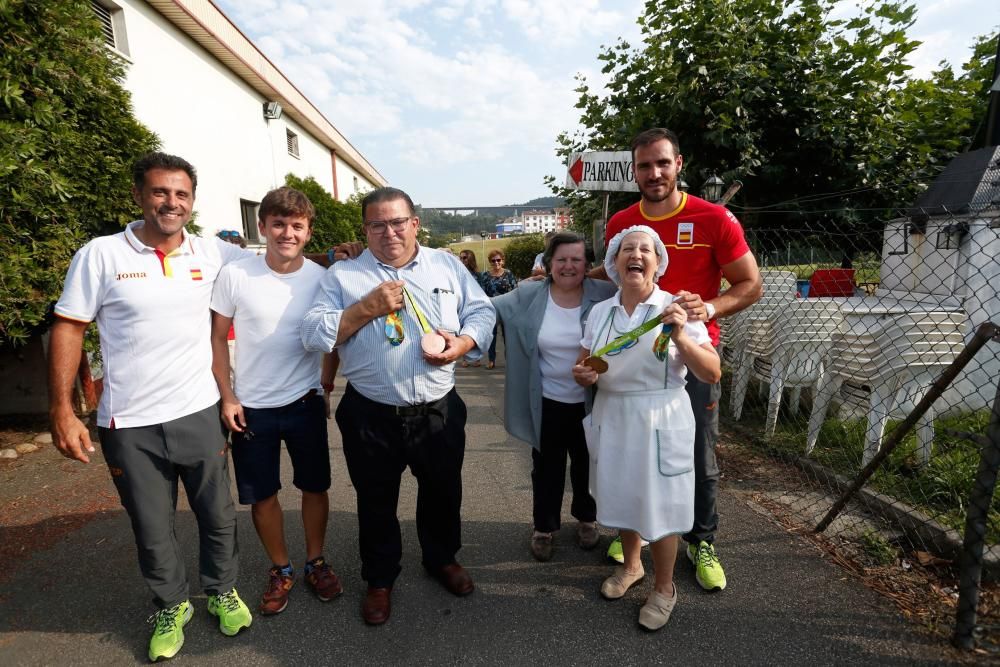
[543,231,591,272]
[630,128,681,161]
[361,186,415,221]
[132,152,198,194]
[258,186,315,225]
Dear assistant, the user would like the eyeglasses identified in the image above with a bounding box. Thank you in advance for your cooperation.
[489,258,503,264]
[366,217,411,235]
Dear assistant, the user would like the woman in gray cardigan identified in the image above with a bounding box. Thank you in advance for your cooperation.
[492,232,616,561]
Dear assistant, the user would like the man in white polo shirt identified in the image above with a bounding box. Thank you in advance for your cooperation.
[48,152,253,662]
[209,186,341,618]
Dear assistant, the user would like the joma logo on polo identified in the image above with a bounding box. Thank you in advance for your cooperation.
[116,272,148,281]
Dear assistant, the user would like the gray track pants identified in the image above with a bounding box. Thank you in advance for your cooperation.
[99,403,238,609]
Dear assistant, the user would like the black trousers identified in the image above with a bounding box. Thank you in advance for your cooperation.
[531,398,596,533]
[682,375,722,546]
[336,384,467,588]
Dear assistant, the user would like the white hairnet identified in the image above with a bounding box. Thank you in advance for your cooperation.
[604,225,669,285]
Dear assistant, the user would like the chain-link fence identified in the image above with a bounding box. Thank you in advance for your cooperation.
[718,206,1000,650]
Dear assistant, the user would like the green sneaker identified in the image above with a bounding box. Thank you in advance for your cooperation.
[207,588,252,636]
[606,536,624,564]
[147,600,192,662]
[687,541,727,591]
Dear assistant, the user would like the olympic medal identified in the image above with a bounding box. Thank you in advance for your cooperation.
[421,332,447,354]
[583,356,609,374]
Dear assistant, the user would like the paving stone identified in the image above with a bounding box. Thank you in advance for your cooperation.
[33,433,54,445]
[15,443,39,455]
[0,449,18,460]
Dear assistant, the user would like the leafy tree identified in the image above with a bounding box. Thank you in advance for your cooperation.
[0,0,159,347]
[552,0,996,250]
[283,174,361,251]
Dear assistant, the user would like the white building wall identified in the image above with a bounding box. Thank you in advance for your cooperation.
[114,0,346,236]
[334,158,372,201]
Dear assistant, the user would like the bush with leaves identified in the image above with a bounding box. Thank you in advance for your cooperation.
[283,174,362,252]
[0,0,158,347]
[503,234,545,279]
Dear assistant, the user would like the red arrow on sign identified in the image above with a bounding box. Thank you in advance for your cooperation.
[568,157,584,185]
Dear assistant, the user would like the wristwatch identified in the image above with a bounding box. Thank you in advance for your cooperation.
[704,302,716,321]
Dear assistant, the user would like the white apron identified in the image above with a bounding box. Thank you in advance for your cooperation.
[584,298,696,542]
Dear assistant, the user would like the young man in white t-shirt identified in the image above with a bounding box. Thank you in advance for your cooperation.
[210,187,340,617]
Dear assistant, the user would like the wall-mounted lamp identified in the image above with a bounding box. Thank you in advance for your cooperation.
[263,101,283,120]
[935,221,969,250]
[701,175,725,203]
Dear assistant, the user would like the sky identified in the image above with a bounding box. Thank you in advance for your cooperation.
[215,0,999,208]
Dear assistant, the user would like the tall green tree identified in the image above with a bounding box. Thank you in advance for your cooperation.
[283,174,362,251]
[553,0,995,245]
[0,0,158,347]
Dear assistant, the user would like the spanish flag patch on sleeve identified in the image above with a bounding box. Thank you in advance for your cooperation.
[190,268,203,281]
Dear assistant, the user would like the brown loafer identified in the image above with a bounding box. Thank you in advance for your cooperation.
[361,586,392,625]
[431,563,474,596]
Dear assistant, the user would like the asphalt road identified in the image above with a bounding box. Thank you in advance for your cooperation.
[0,352,964,665]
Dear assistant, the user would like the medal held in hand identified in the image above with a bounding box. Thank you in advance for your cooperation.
[401,287,447,354]
[584,315,665,374]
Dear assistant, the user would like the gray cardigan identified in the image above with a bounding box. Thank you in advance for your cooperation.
[492,277,617,449]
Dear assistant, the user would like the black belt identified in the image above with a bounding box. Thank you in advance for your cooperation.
[298,388,318,402]
[346,383,449,418]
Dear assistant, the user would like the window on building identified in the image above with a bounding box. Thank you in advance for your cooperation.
[286,130,299,158]
[91,1,130,56]
[353,176,360,193]
[240,199,260,244]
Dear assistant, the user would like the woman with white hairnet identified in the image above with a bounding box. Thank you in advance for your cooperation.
[572,225,720,631]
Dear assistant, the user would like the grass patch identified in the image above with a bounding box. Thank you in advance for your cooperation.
[724,384,997,542]
[860,529,899,566]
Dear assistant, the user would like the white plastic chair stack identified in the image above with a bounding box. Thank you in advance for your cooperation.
[806,311,966,467]
[745,299,844,435]
[728,271,798,419]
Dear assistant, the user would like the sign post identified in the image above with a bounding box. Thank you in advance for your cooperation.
[565,151,638,261]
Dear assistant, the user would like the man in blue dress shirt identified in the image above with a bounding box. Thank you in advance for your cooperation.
[301,187,495,626]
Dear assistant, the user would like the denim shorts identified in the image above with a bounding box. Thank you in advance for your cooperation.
[230,392,330,504]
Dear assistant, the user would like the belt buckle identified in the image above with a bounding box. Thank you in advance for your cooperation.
[395,404,425,417]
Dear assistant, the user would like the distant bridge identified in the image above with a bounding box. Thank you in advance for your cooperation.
[418,205,549,216]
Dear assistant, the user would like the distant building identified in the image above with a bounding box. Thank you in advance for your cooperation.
[91,0,385,243]
[516,209,572,234]
[496,220,523,236]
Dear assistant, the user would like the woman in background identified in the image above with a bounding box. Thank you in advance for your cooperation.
[458,249,486,367]
[479,249,518,369]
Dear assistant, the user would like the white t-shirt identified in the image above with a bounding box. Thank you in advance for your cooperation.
[55,221,250,428]
[532,252,545,272]
[537,292,586,403]
[211,255,326,408]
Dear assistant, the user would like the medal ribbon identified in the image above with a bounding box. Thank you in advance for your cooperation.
[591,314,663,358]
[402,287,433,334]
